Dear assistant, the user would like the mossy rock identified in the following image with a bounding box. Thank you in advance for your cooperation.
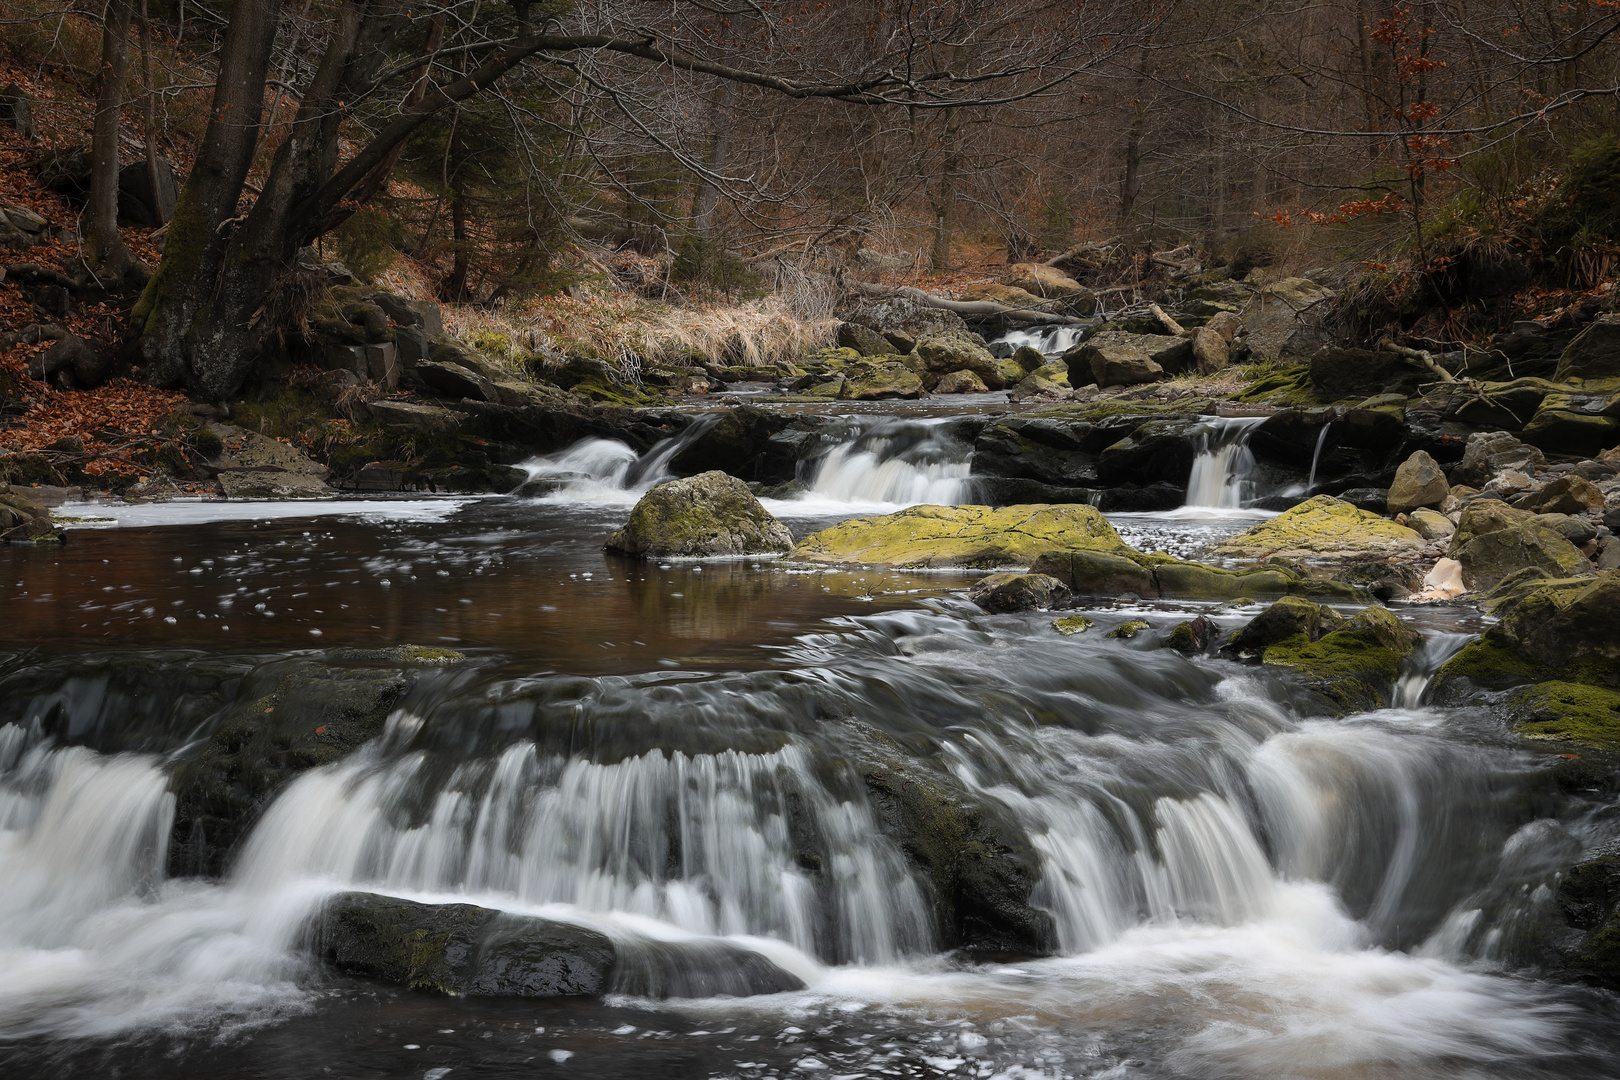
[967,572,1071,613]
[791,503,1128,570]
[1225,595,1346,655]
[1210,495,1424,562]
[1557,856,1620,990]
[1107,620,1151,640]
[1031,548,1362,603]
[1510,681,1620,748]
[1052,615,1095,635]
[606,470,793,559]
[1260,606,1420,715]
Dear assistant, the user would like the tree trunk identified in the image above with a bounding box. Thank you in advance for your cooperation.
[929,107,961,271]
[87,0,140,283]
[138,0,166,226]
[691,76,738,238]
[444,107,470,301]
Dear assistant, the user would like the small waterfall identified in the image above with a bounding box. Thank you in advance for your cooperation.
[991,325,1089,356]
[798,418,973,508]
[1184,416,1266,509]
[516,416,720,502]
[1395,633,1475,709]
[1305,421,1335,493]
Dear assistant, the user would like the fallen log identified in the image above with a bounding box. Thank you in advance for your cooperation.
[1148,303,1187,336]
[847,280,1082,326]
[1378,339,1455,383]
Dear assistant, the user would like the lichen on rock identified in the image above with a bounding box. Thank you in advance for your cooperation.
[790,503,1127,570]
[606,471,793,559]
[1209,495,1424,562]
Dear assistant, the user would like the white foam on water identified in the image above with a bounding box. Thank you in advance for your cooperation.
[54,497,472,529]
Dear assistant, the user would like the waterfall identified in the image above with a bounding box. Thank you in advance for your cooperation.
[990,325,1090,356]
[516,416,720,503]
[1183,416,1266,509]
[1394,633,1476,709]
[1306,421,1335,493]
[796,417,972,508]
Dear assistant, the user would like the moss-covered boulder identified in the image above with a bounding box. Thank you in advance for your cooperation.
[1224,595,1346,655]
[838,359,924,400]
[967,572,1071,612]
[1030,549,1361,603]
[1209,495,1424,562]
[1258,605,1420,714]
[1556,856,1620,990]
[1520,392,1620,457]
[790,503,1128,570]
[1509,681,1620,748]
[168,663,409,877]
[1449,501,1590,590]
[912,335,1006,390]
[1165,616,1215,654]
[1052,614,1095,635]
[606,471,793,559]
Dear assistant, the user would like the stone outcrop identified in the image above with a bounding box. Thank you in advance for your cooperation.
[1449,431,1548,489]
[845,298,973,354]
[1553,315,1620,382]
[967,572,1072,612]
[1448,501,1589,590]
[1081,342,1164,387]
[789,504,1127,570]
[1209,495,1425,562]
[1249,603,1421,714]
[1386,450,1450,515]
[605,471,793,559]
[199,423,332,498]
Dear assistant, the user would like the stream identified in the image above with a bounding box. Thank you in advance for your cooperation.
[2,411,1618,1079]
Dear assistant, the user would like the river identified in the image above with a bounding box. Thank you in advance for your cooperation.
[2,413,1617,1079]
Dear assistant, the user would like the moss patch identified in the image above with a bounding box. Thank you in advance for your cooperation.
[1261,607,1420,715]
[791,503,1128,570]
[1510,682,1620,748]
[1211,495,1424,561]
[1052,615,1095,635]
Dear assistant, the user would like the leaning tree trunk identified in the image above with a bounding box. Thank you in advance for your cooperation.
[86,0,140,284]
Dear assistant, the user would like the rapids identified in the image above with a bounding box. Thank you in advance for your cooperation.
[2,417,1618,1078]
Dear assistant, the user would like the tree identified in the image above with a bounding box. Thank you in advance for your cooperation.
[85,0,142,285]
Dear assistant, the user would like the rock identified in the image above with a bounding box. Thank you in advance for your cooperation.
[1259,605,1420,714]
[958,282,1047,308]
[605,471,793,559]
[839,359,924,399]
[1052,615,1095,635]
[1190,326,1229,374]
[28,334,104,389]
[1520,393,1620,458]
[1008,374,1072,402]
[415,359,499,402]
[1106,620,1151,640]
[200,422,331,499]
[1306,346,1406,400]
[666,406,816,483]
[790,503,1128,570]
[0,83,37,139]
[846,299,972,353]
[1508,682,1620,750]
[117,156,178,226]
[0,200,49,249]
[370,293,444,336]
[1386,450,1451,515]
[1209,495,1424,562]
[429,336,507,381]
[1083,342,1165,388]
[1241,277,1335,360]
[967,572,1071,612]
[366,400,465,435]
[1408,507,1455,541]
[1225,595,1346,655]
[1513,475,1606,515]
[1421,557,1466,598]
[168,664,409,877]
[1068,331,1193,375]
[1003,264,1095,309]
[1204,310,1243,342]
[836,321,894,357]
[316,892,624,997]
[1553,315,1620,382]
[1166,616,1216,654]
[1010,345,1048,373]
[1489,570,1620,669]
[0,485,55,542]
[1032,549,1357,604]
[1553,855,1620,990]
[35,146,92,196]
[1449,431,1548,489]
[1449,502,1589,590]
[935,369,990,394]
[912,334,1005,389]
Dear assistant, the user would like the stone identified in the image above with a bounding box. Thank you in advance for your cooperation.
[370,293,444,336]
[967,572,1072,612]
[1452,516,1589,590]
[1421,558,1466,599]
[1258,605,1421,714]
[1209,495,1424,562]
[0,83,37,139]
[935,369,990,394]
[1520,393,1620,458]
[1083,342,1164,388]
[416,359,500,402]
[394,326,430,367]
[1225,595,1346,655]
[1003,263,1090,302]
[1204,310,1243,342]
[1106,620,1151,640]
[1008,374,1073,402]
[1449,431,1548,489]
[912,334,1005,389]
[0,485,54,542]
[1241,277,1336,360]
[791,503,1128,570]
[428,336,506,381]
[1166,616,1216,654]
[322,342,368,378]
[28,334,103,389]
[366,400,464,435]
[1068,331,1192,375]
[1553,315,1620,382]
[0,201,49,249]
[958,282,1047,308]
[838,360,923,400]
[846,299,972,353]
[1386,450,1451,515]
[117,156,178,226]
[1052,615,1095,635]
[1490,570,1620,669]
[836,321,893,356]
[1513,475,1606,516]
[1531,513,1598,547]
[1408,507,1455,541]
[315,892,622,997]
[201,422,331,500]
[1010,345,1047,373]
[1306,346,1405,400]
[606,471,793,559]
[1190,326,1229,374]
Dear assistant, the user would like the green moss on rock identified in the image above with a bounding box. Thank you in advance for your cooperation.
[1509,682,1620,748]
[1211,495,1424,561]
[1260,606,1420,715]
[1107,620,1151,640]
[791,503,1127,570]
[1052,615,1095,635]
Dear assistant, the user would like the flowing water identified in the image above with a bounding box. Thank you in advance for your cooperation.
[2,420,1619,1079]
[1183,418,1267,511]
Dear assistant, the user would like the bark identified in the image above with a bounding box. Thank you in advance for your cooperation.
[87,0,140,284]
[929,106,961,271]
[692,76,738,237]
[138,0,165,226]
[444,107,470,301]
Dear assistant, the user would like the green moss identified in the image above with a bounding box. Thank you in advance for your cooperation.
[1432,640,1618,698]
[1052,615,1095,635]
[1232,365,1319,407]
[1510,681,1620,748]
[1107,620,1151,639]
[389,645,466,666]
[792,503,1127,570]
[1261,609,1419,714]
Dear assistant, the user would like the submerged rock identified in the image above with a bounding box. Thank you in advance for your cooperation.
[605,471,793,559]
[1051,614,1095,635]
[968,572,1071,612]
[790,503,1127,570]
[1254,604,1421,715]
[1209,495,1424,562]
[1165,616,1216,654]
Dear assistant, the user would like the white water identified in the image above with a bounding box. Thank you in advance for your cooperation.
[1184,416,1267,509]
[1305,420,1335,493]
[1395,633,1477,710]
[990,325,1090,356]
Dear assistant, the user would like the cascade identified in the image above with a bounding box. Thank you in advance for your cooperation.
[1183,416,1267,509]
[1394,632,1476,709]
[990,324,1090,356]
[1306,420,1335,492]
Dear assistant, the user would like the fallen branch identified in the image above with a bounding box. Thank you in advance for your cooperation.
[1379,339,1455,383]
[1148,303,1187,336]
[2,264,78,290]
[1045,237,1120,269]
[846,280,1082,326]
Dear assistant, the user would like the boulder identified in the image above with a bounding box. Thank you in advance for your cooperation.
[1068,331,1193,376]
[1386,450,1450,515]
[1008,374,1073,402]
[1209,495,1424,562]
[0,485,54,542]
[0,200,49,249]
[605,471,793,559]
[370,292,444,336]
[1166,616,1216,654]
[791,503,1128,570]
[912,334,1005,389]
[1003,263,1090,303]
[415,360,500,402]
[1224,595,1346,655]
[836,321,894,356]
[366,400,465,435]
[28,334,104,389]
[1204,310,1244,342]
[666,406,814,483]
[1009,345,1048,373]
[846,299,972,353]
[1532,512,1598,547]
[1190,326,1229,374]
[1520,392,1620,458]
[1449,503,1589,590]
[958,282,1047,308]
[839,359,924,399]
[967,572,1071,612]
[1258,605,1421,714]
[201,422,331,499]
[1306,346,1405,400]
[1408,507,1455,541]
[1031,550,1357,604]
[1448,431,1548,489]
[0,83,37,139]
[1552,854,1620,989]
[1553,315,1620,382]
[1083,342,1164,388]
[117,156,178,226]
[1512,474,1606,515]
[1241,277,1336,360]
[935,369,990,394]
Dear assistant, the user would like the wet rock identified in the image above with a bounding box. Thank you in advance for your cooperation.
[666,406,820,483]
[846,299,972,354]
[316,892,617,997]
[1258,605,1420,715]
[1408,507,1455,541]
[968,572,1072,612]
[790,503,1128,570]
[1386,450,1450,515]
[606,471,793,559]
[1553,315,1620,382]
[1520,393,1620,458]
[839,359,924,400]
[1051,615,1095,635]
[1449,502,1589,590]
[1209,495,1424,562]
[1449,431,1548,489]
[1107,620,1151,640]
[935,369,990,394]
[1554,855,1620,990]
[0,484,56,543]
[1165,616,1215,654]
[1224,595,1346,655]
[1508,682,1620,749]
[912,335,1005,389]
[1032,549,1356,604]
[855,729,1053,955]
[1094,418,1205,487]
[168,664,409,877]
[1307,346,1404,400]
[201,423,332,499]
